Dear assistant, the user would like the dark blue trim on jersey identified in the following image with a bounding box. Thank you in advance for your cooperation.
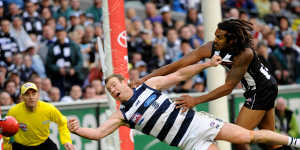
[170,109,195,146]
[121,85,146,111]
[143,83,158,92]
[142,99,171,134]
[128,92,162,128]
[156,107,180,141]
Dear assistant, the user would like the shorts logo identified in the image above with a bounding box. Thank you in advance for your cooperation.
[19,123,27,131]
[144,94,157,107]
[210,121,220,129]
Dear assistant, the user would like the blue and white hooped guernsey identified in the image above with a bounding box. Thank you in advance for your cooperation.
[120,83,195,147]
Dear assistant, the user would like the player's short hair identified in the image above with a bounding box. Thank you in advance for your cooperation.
[218,19,254,55]
[104,74,125,84]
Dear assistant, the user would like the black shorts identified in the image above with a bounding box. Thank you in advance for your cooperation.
[243,84,278,110]
[12,138,58,150]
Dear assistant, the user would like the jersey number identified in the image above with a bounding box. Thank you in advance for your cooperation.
[260,66,271,80]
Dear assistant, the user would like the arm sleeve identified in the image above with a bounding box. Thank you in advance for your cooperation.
[49,106,72,145]
[288,114,299,137]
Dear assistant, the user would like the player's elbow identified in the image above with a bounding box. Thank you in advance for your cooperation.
[224,82,235,94]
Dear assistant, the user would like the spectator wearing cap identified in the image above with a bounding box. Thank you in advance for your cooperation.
[85,0,102,22]
[160,5,176,35]
[4,82,74,150]
[145,2,162,23]
[46,24,83,96]
[23,0,44,41]
[10,15,34,52]
[53,0,72,19]
[84,13,95,26]
[0,19,19,67]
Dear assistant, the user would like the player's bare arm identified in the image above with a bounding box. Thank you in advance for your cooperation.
[68,110,127,140]
[131,42,214,87]
[175,48,254,109]
[145,55,222,90]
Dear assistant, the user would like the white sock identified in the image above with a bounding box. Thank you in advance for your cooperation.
[288,137,300,148]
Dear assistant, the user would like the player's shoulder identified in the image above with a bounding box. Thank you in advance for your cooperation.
[39,100,56,109]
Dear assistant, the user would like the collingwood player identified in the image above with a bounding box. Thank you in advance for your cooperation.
[68,56,300,150]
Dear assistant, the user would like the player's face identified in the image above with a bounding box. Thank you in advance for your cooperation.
[106,77,126,100]
[22,89,39,110]
[214,29,228,51]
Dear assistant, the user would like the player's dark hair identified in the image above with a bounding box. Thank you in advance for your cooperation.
[218,19,254,55]
[105,74,125,84]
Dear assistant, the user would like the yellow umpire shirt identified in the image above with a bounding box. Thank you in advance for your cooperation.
[6,100,72,146]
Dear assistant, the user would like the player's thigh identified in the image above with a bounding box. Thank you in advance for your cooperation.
[236,106,266,130]
[258,108,275,131]
[207,144,219,150]
[214,122,252,144]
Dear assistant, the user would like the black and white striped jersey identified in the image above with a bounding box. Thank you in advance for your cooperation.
[120,83,195,147]
[210,44,277,93]
[0,32,19,63]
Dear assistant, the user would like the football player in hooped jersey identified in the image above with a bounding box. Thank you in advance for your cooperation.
[68,56,300,150]
[133,19,283,150]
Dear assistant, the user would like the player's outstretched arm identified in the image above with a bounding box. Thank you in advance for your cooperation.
[146,55,222,90]
[68,111,126,140]
[131,42,213,88]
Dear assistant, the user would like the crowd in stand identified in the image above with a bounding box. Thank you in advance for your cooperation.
[0,0,299,106]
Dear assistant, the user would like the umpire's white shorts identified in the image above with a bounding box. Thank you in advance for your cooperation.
[179,111,224,150]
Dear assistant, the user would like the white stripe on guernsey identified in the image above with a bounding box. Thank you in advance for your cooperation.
[136,84,142,90]
[135,94,168,130]
[164,109,188,144]
[125,88,154,119]
[150,102,176,137]
[243,72,256,90]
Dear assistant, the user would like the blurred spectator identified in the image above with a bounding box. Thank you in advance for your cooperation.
[91,79,106,99]
[227,8,240,19]
[83,85,97,100]
[0,19,19,67]
[46,25,83,96]
[38,25,56,63]
[192,76,205,92]
[0,67,6,90]
[152,22,167,45]
[12,53,23,71]
[126,8,138,22]
[8,69,21,90]
[70,0,81,13]
[87,60,103,84]
[186,8,203,26]
[160,6,176,35]
[179,25,194,48]
[20,55,36,82]
[165,28,181,61]
[272,34,299,84]
[23,0,43,41]
[61,85,82,102]
[4,80,19,103]
[135,60,148,78]
[129,68,140,82]
[145,2,162,23]
[41,77,52,95]
[148,44,171,72]
[10,15,34,52]
[38,0,54,14]
[143,19,153,31]
[0,1,3,20]
[85,0,102,22]
[136,29,153,63]
[54,0,72,19]
[0,91,13,106]
[49,87,61,102]
[174,39,192,61]
[193,25,205,46]
[41,7,53,24]
[275,97,299,138]
[263,1,282,27]
[68,12,81,32]
[58,16,68,29]
[266,30,281,52]
[276,16,295,41]
[7,3,22,19]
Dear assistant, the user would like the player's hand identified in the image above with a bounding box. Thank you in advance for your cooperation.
[68,118,80,133]
[130,78,144,88]
[210,55,222,67]
[64,142,75,150]
[175,95,197,112]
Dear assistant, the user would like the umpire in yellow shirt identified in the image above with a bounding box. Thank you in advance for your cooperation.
[5,82,74,150]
